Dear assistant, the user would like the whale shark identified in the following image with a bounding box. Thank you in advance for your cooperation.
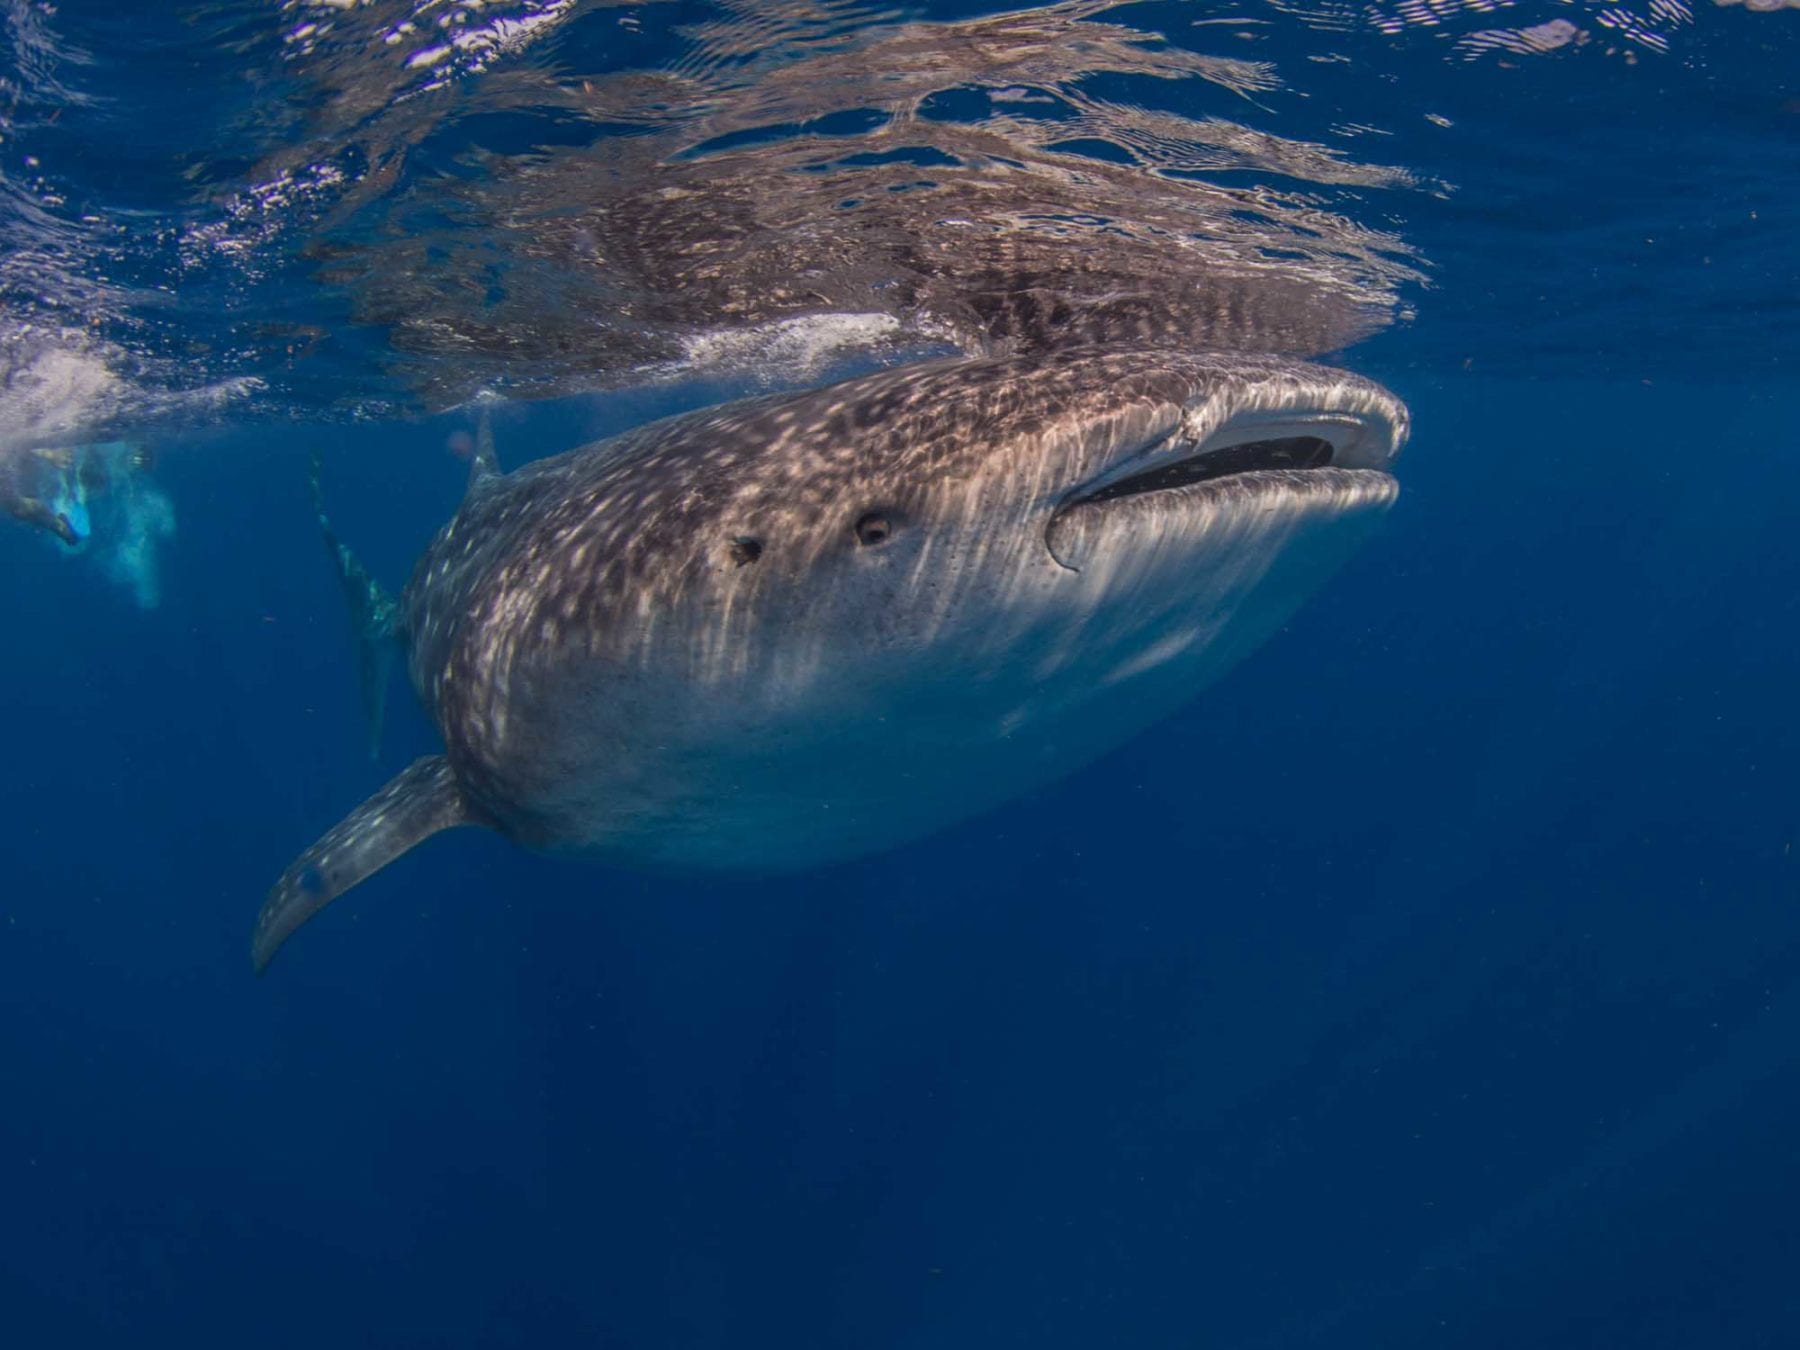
[255,347,1407,970]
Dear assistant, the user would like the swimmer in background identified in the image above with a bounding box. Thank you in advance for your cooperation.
[1,445,86,543]
[0,441,155,547]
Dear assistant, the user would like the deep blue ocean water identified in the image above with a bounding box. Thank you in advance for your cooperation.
[4,3,1800,1347]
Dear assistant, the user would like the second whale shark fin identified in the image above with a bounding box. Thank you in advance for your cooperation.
[253,754,476,973]
[309,452,403,759]
[465,404,499,495]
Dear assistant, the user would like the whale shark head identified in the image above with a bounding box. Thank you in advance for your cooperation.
[421,348,1408,868]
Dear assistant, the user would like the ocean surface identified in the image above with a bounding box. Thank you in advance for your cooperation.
[3,2,1799,1346]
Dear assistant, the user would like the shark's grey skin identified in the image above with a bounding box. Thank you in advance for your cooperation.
[255,347,1407,970]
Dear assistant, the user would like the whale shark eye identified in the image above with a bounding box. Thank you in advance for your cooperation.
[727,537,763,566]
[854,512,892,546]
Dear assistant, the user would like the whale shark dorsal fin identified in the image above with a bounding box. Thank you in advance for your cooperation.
[309,452,402,758]
[253,754,475,973]
[466,405,499,495]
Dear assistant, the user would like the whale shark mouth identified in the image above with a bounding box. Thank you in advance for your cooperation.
[1063,412,1393,510]
[1072,432,1333,505]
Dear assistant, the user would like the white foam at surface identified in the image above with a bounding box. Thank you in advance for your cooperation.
[678,312,909,383]
[0,338,120,454]
[0,332,263,453]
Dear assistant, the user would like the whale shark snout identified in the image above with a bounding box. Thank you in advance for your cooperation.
[254,348,1408,972]
[1047,365,1405,570]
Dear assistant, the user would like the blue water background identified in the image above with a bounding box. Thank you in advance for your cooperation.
[5,365,1799,1347]
[5,3,1800,1346]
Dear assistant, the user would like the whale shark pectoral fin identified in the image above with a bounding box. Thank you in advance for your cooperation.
[253,754,474,974]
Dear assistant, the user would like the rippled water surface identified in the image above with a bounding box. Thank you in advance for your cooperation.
[5,0,1794,432]
[3,4,1799,1348]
